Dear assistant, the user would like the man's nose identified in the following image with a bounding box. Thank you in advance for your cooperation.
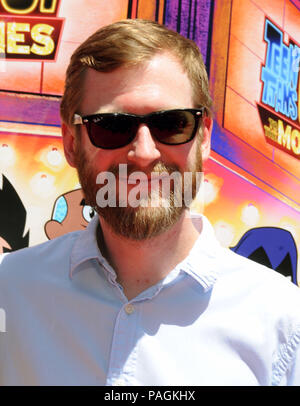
[127,124,161,167]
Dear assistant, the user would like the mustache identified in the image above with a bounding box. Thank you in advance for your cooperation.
[107,162,180,178]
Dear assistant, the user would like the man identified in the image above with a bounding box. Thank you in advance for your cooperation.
[0,19,300,386]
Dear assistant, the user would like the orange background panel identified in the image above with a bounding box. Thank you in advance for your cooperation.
[273,144,300,176]
[221,126,300,205]
[0,0,129,95]
[137,0,157,20]
[250,0,285,26]
[157,0,165,24]
[0,133,69,187]
[284,0,300,42]
[43,0,129,95]
[230,0,267,59]
[0,132,78,245]
[0,60,42,93]
[209,150,300,211]
[59,0,128,44]
[42,41,75,95]
[227,35,263,107]
[204,156,300,246]
[224,87,274,159]
[223,0,300,187]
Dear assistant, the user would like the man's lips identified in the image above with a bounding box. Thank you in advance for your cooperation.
[118,174,170,183]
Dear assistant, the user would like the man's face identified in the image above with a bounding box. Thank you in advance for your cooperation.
[63,52,212,240]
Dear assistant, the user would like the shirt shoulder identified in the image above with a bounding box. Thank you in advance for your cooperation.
[217,248,300,385]
[219,246,300,338]
[221,246,300,301]
[0,231,81,279]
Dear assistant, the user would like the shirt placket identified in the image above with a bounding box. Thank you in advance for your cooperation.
[106,301,140,386]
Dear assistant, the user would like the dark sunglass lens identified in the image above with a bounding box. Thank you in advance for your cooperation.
[87,115,138,149]
[150,111,196,144]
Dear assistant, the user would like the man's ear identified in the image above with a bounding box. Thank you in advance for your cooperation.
[61,122,77,168]
[201,116,213,163]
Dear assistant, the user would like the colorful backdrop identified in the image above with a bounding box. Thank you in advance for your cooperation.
[0,0,299,283]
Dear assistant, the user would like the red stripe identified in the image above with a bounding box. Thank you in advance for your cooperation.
[131,0,138,18]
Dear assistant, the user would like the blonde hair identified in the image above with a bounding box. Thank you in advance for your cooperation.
[60,19,212,126]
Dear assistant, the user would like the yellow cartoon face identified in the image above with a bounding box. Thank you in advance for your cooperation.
[44,189,96,240]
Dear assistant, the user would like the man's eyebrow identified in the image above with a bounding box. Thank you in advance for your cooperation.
[80,198,86,206]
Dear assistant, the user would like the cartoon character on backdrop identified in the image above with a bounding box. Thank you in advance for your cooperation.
[44,188,96,240]
[231,227,298,285]
[0,175,29,253]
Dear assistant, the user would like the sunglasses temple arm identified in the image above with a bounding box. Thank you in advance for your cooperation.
[73,114,83,125]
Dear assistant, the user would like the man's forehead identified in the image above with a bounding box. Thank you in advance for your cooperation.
[82,52,186,86]
[79,53,193,114]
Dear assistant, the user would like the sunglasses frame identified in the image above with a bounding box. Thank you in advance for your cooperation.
[73,108,205,149]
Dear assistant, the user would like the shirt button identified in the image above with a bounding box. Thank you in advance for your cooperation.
[125,304,135,315]
[115,379,126,386]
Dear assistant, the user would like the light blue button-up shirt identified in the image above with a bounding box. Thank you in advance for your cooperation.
[1,214,300,386]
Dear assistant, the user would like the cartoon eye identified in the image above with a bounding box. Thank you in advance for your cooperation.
[52,196,68,223]
[82,205,96,222]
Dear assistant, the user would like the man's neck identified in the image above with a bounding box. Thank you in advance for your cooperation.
[97,210,203,300]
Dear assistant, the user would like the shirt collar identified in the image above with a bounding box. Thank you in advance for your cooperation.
[70,213,223,292]
[70,215,113,279]
[175,213,223,292]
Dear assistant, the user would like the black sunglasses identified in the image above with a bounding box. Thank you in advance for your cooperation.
[73,108,205,150]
